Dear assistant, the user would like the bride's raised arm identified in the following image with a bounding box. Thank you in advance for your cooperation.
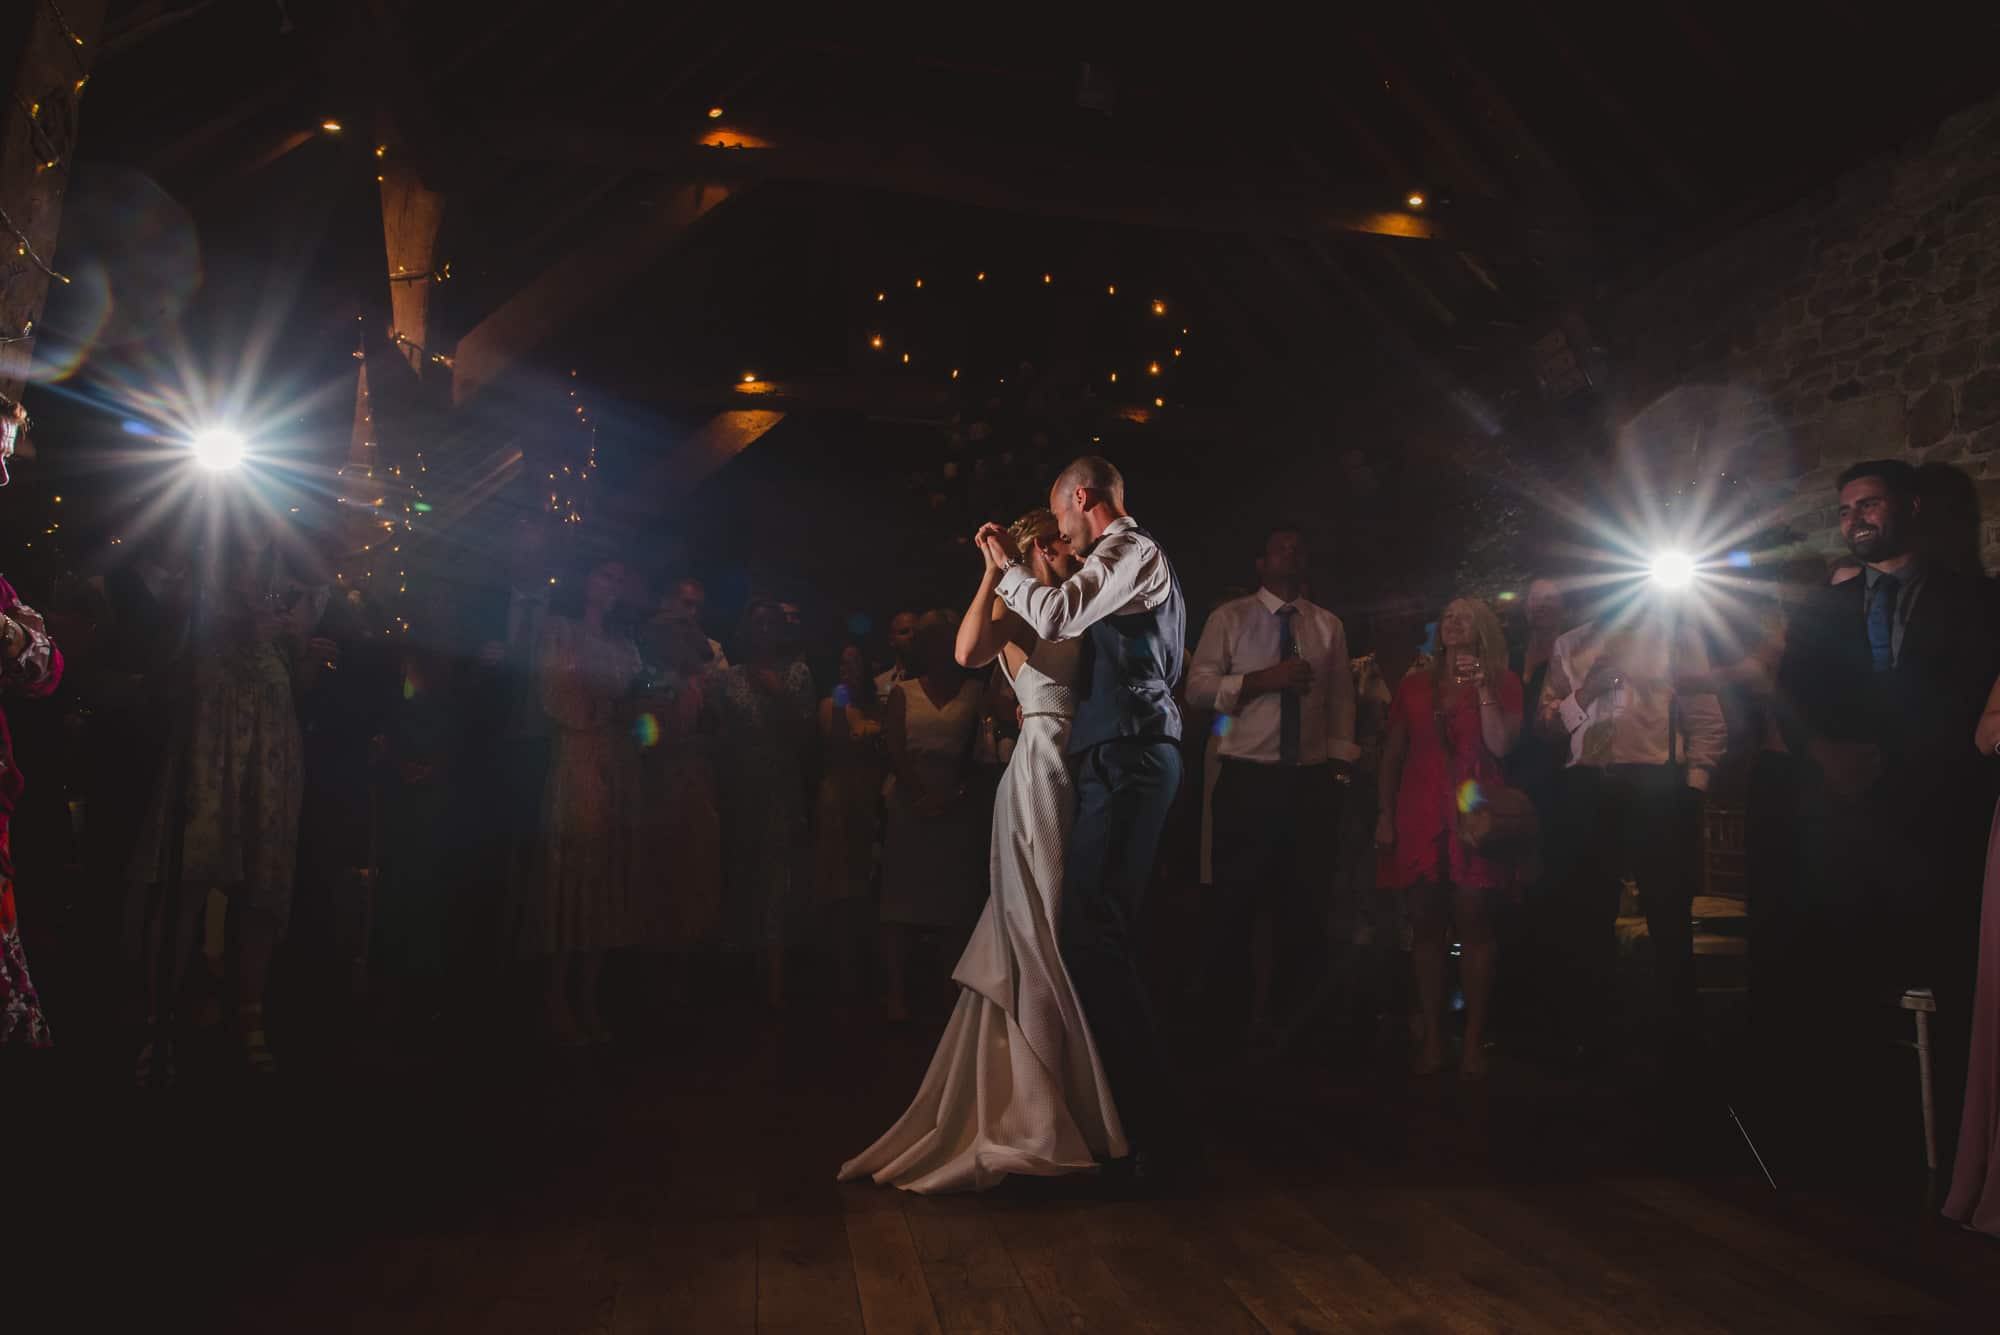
[956,537,1027,670]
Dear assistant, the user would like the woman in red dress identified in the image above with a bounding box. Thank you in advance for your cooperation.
[1374,597,1521,1076]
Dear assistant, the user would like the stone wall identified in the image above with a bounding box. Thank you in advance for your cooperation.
[1602,94,2000,566]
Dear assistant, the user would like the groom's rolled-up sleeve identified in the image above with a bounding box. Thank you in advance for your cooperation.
[996,529,1164,642]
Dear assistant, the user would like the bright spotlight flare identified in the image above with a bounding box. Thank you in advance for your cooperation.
[1648,549,1699,591]
[188,425,247,472]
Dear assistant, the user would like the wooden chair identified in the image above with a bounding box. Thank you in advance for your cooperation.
[1702,803,1748,903]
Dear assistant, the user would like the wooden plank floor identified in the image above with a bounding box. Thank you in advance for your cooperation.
[13,1001,1998,1333]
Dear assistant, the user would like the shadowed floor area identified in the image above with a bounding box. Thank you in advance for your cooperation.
[12,991,1998,1334]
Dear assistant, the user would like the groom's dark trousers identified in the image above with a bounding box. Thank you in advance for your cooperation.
[1061,737,1187,1157]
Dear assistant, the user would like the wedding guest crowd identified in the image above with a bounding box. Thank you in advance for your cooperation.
[12,426,2000,1243]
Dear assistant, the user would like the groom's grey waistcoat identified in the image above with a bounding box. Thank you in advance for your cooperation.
[1067,526,1185,753]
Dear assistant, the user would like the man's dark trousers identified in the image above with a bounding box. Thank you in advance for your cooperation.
[1205,758,1339,1041]
[1061,737,1186,1158]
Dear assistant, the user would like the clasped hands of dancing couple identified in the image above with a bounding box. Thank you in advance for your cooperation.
[839,456,1193,1195]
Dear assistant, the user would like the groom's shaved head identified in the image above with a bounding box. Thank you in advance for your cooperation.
[1055,456,1125,506]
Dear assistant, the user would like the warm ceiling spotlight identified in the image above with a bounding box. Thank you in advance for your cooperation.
[914,278,922,288]
[1107,284,1117,295]
[976,271,986,281]
[1173,348,1182,357]
[1154,397,1165,407]
[707,106,724,119]
[1407,192,1426,208]
[901,352,910,363]
[743,372,757,383]
[1151,300,1166,315]
[374,145,386,158]
[320,119,343,133]
[876,292,885,301]
[951,369,959,379]
[870,334,883,348]
[1148,361,1160,375]
[1108,372,1118,383]
[1043,273,1052,284]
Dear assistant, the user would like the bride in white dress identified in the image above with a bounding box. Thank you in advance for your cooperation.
[839,509,1127,1193]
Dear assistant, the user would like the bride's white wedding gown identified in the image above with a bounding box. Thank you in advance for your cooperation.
[839,638,1127,1193]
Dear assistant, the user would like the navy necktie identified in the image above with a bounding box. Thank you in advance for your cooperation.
[1867,574,1899,672]
[1277,605,1301,765]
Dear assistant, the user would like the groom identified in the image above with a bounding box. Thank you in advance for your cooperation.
[977,456,1192,1179]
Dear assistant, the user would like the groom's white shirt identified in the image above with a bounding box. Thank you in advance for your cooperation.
[996,516,1172,642]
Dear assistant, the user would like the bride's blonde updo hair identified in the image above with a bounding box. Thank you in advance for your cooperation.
[1009,507,1059,551]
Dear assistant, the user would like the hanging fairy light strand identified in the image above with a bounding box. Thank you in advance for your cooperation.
[549,368,597,526]
[12,93,65,172]
[1,0,95,201]
[38,0,94,78]
[0,203,70,284]
[858,266,1188,404]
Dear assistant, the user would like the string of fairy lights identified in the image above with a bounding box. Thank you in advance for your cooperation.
[3,5,93,567]
[333,320,435,635]
[330,325,600,637]
[550,368,598,527]
[853,267,1191,413]
[1,1,94,290]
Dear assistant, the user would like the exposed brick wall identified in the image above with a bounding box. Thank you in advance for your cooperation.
[1602,95,2000,566]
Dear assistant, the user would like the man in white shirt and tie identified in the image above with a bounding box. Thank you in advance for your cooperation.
[1187,526,1359,1048]
[1537,599,1725,1065]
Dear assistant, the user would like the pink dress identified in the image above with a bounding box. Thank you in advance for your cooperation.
[1383,669,1523,894]
[1944,800,2000,1236]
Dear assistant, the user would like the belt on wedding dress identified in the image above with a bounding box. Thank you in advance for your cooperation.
[1020,712,1071,721]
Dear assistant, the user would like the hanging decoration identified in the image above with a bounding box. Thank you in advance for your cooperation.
[334,320,444,635]
[850,265,1190,413]
[547,368,597,527]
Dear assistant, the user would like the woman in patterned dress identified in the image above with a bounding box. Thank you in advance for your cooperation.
[0,397,60,1050]
[529,558,643,1043]
[712,599,815,1010]
[633,602,723,991]
[0,551,64,1049]
[127,537,306,1080]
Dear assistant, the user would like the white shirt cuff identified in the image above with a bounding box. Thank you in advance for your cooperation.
[1212,673,1246,716]
[995,563,1034,603]
[1557,694,1590,733]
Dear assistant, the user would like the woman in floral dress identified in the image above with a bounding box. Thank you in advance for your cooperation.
[712,599,814,1010]
[634,602,723,992]
[0,562,64,1049]
[528,558,643,1043]
[128,538,305,1080]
